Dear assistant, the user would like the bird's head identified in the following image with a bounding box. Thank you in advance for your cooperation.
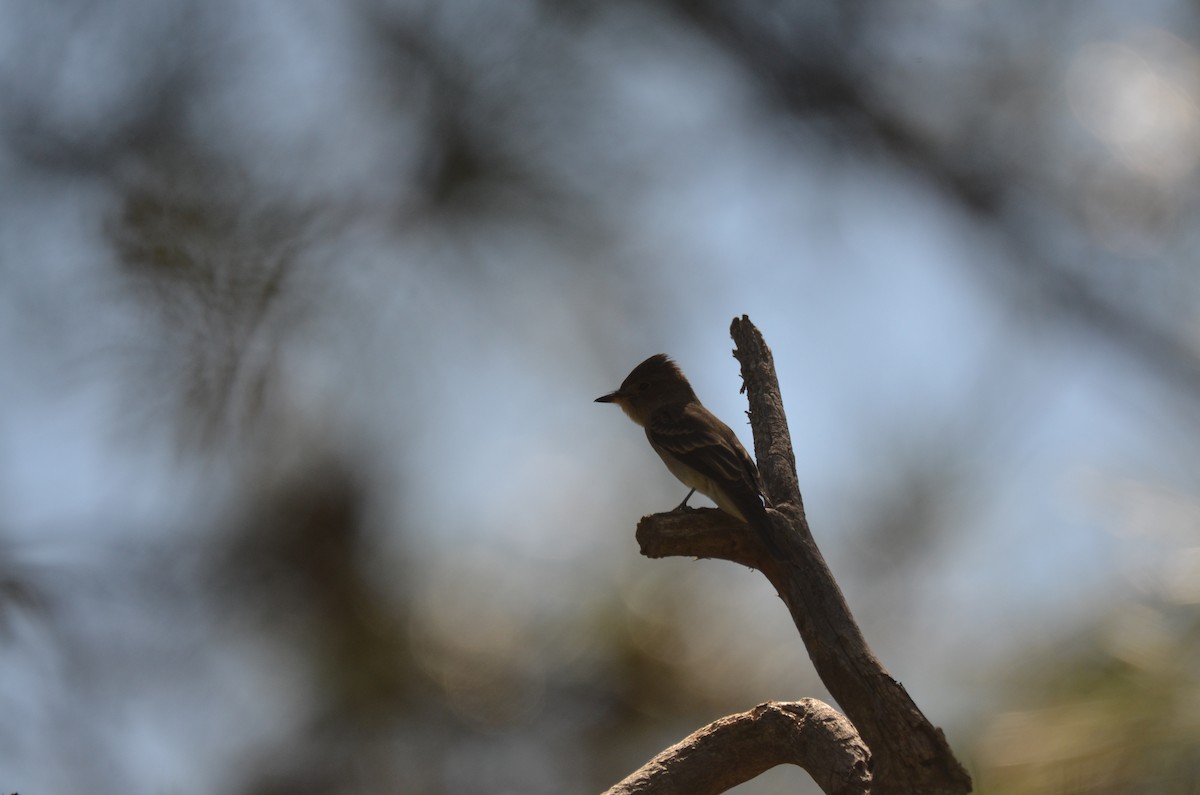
[595,354,697,426]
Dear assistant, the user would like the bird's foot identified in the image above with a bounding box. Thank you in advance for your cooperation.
[671,488,697,512]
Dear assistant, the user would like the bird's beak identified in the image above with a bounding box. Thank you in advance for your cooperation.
[595,390,623,403]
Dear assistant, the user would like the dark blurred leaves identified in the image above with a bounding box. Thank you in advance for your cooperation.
[0,547,49,637]
[0,0,196,173]
[109,148,319,449]
[217,455,414,722]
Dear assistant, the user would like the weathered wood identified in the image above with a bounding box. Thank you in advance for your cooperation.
[602,699,870,795]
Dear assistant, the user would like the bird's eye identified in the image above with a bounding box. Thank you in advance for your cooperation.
[639,382,650,392]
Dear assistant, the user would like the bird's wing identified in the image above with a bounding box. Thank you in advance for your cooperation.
[646,403,765,514]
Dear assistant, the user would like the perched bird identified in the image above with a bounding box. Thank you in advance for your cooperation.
[595,354,780,556]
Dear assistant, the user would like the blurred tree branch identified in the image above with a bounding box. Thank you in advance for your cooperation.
[602,699,869,795]
[614,316,972,794]
[667,0,1200,399]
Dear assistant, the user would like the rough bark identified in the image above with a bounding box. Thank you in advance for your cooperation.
[602,699,870,795]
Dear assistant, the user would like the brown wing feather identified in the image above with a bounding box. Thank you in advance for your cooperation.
[646,403,766,520]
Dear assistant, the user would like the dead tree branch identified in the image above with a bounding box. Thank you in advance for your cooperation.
[602,699,870,795]
[618,316,972,795]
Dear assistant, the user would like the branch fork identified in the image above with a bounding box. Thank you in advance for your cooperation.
[607,316,972,795]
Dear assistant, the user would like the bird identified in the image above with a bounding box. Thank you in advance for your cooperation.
[595,354,780,557]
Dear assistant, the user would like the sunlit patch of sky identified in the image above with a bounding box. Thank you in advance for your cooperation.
[1067,29,1200,183]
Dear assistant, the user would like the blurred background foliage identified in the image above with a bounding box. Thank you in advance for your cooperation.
[3,1,1200,793]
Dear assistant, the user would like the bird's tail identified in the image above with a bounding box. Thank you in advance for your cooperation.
[738,494,785,560]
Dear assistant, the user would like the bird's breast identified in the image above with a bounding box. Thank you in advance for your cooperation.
[650,444,747,522]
